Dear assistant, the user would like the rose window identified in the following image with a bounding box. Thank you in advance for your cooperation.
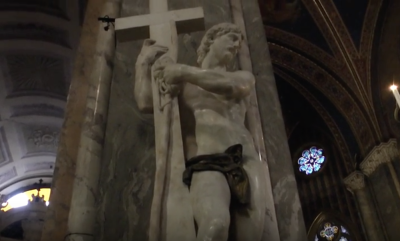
[319,222,339,240]
[298,146,325,175]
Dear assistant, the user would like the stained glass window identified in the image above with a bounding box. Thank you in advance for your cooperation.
[319,222,338,240]
[309,212,359,241]
[298,146,325,175]
[341,226,349,234]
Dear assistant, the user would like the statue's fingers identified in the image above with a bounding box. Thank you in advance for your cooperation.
[155,51,167,59]
[143,39,156,46]
[152,45,169,52]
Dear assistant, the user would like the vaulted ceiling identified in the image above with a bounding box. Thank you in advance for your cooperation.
[260,0,399,174]
[0,0,84,197]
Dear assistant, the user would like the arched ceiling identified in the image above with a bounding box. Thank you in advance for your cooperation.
[259,0,398,172]
[0,0,85,196]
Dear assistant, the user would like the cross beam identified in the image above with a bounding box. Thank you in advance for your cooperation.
[115,7,204,42]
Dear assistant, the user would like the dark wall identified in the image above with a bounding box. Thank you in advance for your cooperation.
[369,165,400,241]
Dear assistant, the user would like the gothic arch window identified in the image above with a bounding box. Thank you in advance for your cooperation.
[293,143,328,178]
[308,211,362,241]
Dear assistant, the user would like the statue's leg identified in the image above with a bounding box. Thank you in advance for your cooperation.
[190,170,231,241]
[234,159,266,241]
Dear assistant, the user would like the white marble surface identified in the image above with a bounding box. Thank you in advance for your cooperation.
[95,0,307,240]
[127,3,206,241]
[64,1,121,240]
[135,22,269,241]
[240,0,307,239]
[229,0,280,239]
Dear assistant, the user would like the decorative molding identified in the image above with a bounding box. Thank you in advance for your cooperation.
[315,0,358,59]
[0,0,68,19]
[28,128,59,149]
[0,168,17,185]
[0,128,13,166]
[359,0,383,94]
[24,162,54,173]
[269,43,376,153]
[11,104,65,118]
[304,0,383,140]
[360,139,398,176]
[301,0,343,59]
[20,125,60,157]
[0,23,70,48]
[343,171,365,191]
[2,54,68,98]
[265,26,352,85]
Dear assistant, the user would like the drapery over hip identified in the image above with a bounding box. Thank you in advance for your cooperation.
[182,144,250,205]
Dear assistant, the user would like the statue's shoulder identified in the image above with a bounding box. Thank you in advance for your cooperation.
[234,70,255,83]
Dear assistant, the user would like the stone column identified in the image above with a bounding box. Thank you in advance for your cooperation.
[40,1,121,241]
[65,0,122,241]
[344,171,384,241]
[360,139,400,240]
[240,0,307,240]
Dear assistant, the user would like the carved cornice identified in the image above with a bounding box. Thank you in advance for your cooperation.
[344,171,365,191]
[275,68,354,172]
[360,139,398,176]
[269,43,376,153]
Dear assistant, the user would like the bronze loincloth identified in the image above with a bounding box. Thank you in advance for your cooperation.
[182,144,250,205]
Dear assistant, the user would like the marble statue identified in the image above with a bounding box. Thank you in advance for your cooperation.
[135,23,267,241]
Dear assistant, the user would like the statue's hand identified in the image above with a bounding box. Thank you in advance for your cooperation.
[137,39,168,65]
[152,56,181,95]
[163,64,184,85]
[152,56,183,85]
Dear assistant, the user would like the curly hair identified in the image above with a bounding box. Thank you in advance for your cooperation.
[197,23,243,65]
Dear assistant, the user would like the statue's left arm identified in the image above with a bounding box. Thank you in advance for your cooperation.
[164,64,255,98]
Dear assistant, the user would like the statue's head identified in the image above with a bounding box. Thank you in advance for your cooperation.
[197,23,243,66]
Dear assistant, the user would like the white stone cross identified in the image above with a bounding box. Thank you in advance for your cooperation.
[115,3,205,241]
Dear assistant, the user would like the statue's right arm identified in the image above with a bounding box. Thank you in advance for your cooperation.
[134,62,153,113]
[134,39,168,113]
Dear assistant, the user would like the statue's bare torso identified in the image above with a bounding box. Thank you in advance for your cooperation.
[180,80,266,241]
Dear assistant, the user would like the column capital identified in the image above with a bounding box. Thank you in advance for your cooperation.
[360,139,398,176]
[344,171,365,191]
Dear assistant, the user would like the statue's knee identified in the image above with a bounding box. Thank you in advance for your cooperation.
[209,218,229,230]
[206,217,230,237]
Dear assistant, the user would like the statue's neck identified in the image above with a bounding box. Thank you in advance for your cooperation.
[201,53,227,71]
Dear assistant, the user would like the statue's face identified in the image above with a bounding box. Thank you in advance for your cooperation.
[209,32,241,65]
